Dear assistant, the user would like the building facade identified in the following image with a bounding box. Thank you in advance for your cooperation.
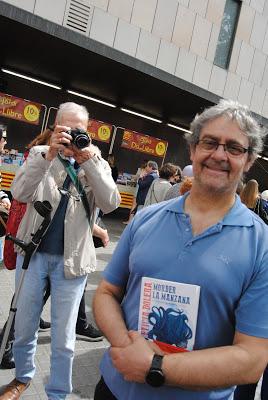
[1,0,268,188]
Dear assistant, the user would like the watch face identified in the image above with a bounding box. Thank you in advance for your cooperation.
[145,369,165,387]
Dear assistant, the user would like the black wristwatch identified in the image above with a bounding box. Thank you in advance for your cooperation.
[145,354,165,387]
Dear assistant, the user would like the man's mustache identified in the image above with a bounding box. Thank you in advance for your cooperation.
[203,161,230,172]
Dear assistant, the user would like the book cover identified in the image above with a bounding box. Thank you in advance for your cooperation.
[138,277,201,353]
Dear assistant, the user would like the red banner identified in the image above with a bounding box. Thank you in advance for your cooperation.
[0,92,42,125]
[87,119,112,143]
[121,130,167,157]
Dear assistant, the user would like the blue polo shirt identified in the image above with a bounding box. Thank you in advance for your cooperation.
[100,194,268,400]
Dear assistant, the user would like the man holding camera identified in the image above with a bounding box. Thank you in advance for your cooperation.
[0,102,120,400]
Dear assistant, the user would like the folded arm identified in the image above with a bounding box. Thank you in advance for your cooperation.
[110,330,268,390]
[93,279,131,348]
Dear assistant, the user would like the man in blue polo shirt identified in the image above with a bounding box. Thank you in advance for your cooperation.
[93,99,268,400]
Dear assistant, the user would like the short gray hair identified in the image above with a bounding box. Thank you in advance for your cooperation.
[56,102,89,123]
[147,161,158,170]
[185,99,266,157]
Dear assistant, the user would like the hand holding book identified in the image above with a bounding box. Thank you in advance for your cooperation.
[110,330,155,383]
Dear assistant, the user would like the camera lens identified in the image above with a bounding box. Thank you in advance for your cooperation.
[74,135,90,149]
[70,128,90,149]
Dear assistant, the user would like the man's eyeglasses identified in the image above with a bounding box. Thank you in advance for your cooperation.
[197,138,251,157]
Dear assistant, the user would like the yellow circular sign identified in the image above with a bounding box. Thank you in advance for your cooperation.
[155,141,166,156]
[23,104,40,122]
[98,125,111,141]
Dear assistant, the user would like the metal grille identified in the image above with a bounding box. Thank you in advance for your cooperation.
[63,0,93,35]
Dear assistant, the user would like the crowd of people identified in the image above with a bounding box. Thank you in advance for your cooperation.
[0,98,268,400]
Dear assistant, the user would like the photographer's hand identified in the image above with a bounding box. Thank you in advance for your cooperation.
[46,125,73,161]
[72,145,96,164]
[93,224,109,247]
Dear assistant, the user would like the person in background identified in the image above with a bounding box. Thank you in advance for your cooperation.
[261,190,268,201]
[0,124,10,209]
[0,102,120,399]
[0,128,53,371]
[179,176,194,195]
[261,190,268,213]
[234,179,268,399]
[1,127,112,370]
[236,179,244,195]
[164,164,193,200]
[240,179,260,209]
[123,160,148,225]
[240,179,268,224]
[93,99,268,400]
[171,166,182,185]
[0,123,11,245]
[144,163,178,207]
[134,159,149,183]
[107,154,118,183]
[135,160,158,211]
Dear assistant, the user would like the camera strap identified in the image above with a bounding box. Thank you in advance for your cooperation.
[57,154,92,225]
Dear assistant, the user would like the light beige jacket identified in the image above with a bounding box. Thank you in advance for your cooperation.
[144,178,172,207]
[11,145,121,278]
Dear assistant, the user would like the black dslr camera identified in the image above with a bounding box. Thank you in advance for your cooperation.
[68,128,90,149]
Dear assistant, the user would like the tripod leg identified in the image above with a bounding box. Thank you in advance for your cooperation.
[0,269,27,364]
[0,312,16,365]
[0,296,15,368]
[0,318,15,346]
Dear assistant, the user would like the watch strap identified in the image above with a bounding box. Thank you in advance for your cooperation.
[146,354,165,387]
[151,354,164,370]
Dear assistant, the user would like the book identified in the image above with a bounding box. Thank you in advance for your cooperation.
[138,277,201,353]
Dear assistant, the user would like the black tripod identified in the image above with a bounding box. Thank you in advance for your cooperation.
[0,200,52,365]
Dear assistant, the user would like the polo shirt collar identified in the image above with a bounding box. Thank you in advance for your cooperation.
[166,193,254,228]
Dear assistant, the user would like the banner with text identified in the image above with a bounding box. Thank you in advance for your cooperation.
[87,119,112,143]
[0,92,42,125]
[121,130,167,157]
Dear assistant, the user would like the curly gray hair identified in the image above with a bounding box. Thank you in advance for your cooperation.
[185,99,266,157]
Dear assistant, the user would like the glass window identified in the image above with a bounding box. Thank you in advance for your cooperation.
[214,0,241,69]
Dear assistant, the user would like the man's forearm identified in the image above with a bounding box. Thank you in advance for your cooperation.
[93,288,131,348]
[111,332,268,390]
[163,344,265,390]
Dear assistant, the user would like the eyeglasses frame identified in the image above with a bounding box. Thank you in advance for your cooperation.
[196,138,252,157]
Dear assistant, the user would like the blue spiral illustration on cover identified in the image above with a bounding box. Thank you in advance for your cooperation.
[148,306,192,348]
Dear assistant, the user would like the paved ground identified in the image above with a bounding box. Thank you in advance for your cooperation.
[0,211,126,399]
[0,210,262,399]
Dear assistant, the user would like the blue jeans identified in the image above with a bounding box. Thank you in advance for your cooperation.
[13,253,87,399]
